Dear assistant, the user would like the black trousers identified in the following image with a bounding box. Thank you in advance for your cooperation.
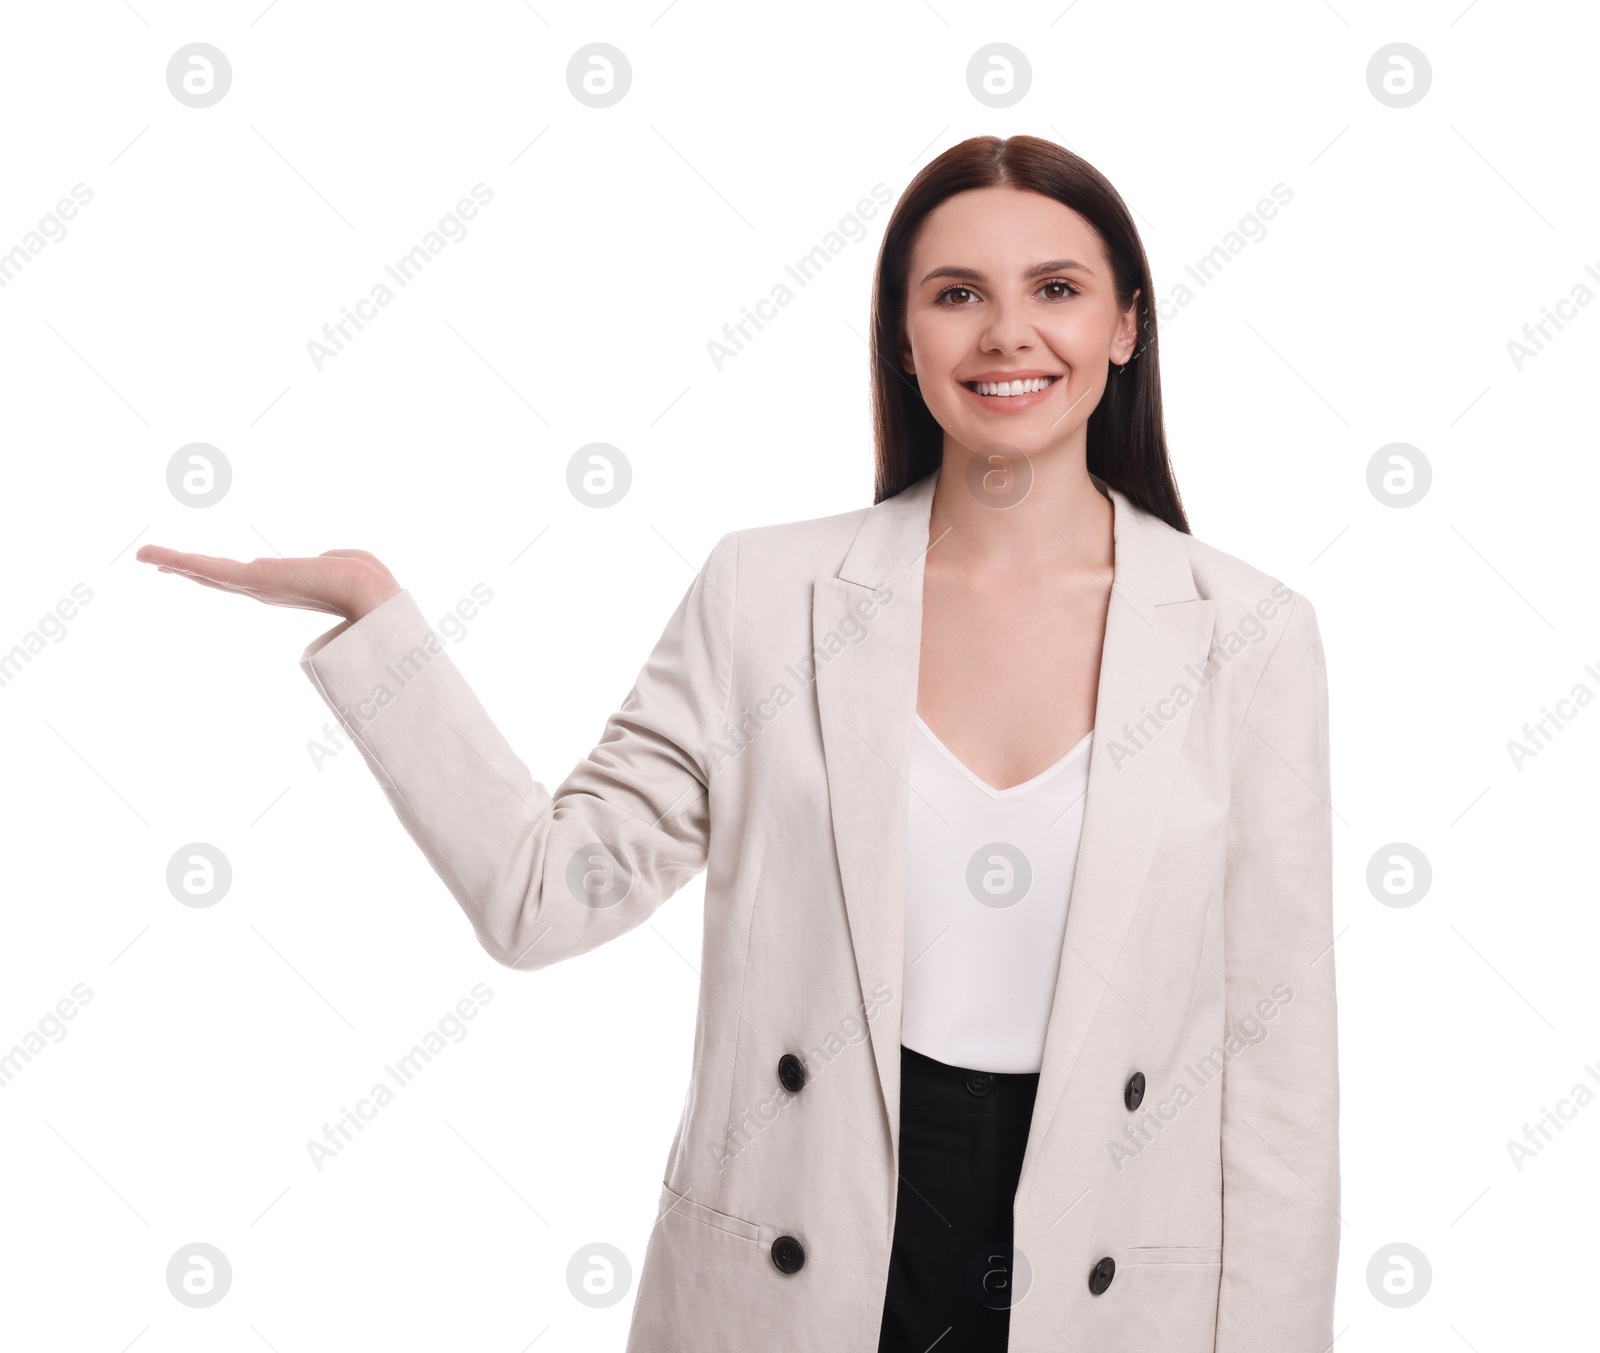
[877,1042,1041,1352]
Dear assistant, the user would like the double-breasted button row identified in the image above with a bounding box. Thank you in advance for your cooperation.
[1096,1068,1137,1295]
[765,1071,807,1277]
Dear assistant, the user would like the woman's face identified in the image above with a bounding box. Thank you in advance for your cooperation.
[899,185,1140,462]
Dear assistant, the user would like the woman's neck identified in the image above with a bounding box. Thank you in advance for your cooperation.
[927,441,1115,580]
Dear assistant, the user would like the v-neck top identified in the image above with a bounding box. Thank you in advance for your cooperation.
[901,714,1094,1073]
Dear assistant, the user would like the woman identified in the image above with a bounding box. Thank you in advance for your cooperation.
[139,135,1339,1352]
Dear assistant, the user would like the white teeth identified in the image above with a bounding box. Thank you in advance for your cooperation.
[972,377,1054,396]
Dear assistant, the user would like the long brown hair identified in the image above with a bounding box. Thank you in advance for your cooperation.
[868,134,1189,533]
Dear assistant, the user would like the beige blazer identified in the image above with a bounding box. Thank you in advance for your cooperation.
[300,465,1339,1352]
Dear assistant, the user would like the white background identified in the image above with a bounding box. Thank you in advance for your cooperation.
[1,1,1596,1349]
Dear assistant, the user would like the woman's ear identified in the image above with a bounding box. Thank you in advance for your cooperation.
[1113,288,1142,363]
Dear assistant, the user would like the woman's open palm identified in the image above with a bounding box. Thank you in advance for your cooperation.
[135,544,402,623]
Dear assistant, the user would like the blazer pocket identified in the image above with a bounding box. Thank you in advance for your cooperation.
[1097,1248,1223,1353]
[657,1182,761,1243]
[1122,1245,1223,1265]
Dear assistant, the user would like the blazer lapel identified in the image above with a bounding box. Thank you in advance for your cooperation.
[1016,485,1216,1186]
[812,470,937,1166]
[812,465,1216,1182]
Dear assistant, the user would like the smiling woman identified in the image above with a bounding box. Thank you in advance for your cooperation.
[136,133,1336,1353]
[861,137,1334,1352]
[870,146,1178,526]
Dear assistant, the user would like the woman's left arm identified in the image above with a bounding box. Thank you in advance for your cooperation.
[1214,590,1341,1353]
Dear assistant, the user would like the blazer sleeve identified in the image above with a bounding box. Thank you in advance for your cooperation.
[297,529,739,971]
[1215,590,1341,1352]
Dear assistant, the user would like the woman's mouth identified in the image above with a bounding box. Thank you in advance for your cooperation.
[960,374,1061,410]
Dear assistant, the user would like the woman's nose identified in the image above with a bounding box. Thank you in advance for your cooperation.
[978,305,1034,352]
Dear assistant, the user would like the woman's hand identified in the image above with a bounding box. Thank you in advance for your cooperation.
[135,545,403,623]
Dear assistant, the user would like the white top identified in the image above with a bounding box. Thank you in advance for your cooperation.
[901,713,1093,1073]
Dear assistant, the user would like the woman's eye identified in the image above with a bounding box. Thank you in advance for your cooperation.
[934,281,1076,305]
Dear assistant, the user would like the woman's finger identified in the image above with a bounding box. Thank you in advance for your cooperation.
[137,547,262,590]
[152,565,348,614]
[152,566,272,601]
[141,548,323,603]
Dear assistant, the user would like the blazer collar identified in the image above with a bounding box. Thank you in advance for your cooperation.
[836,463,1201,606]
[813,461,1216,1191]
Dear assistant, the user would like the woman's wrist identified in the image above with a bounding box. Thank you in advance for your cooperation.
[346,578,403,623]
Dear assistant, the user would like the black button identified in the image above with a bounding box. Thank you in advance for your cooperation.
[771,1235,805,1274]
[1124,1071,1145,1111]
[778,1053,807,1093]
[964,1070,995,1096]
[1088,1255,1116,1295]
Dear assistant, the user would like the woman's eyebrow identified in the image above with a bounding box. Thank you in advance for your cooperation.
[918,258,1094,284]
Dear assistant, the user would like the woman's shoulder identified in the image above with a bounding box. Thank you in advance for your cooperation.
[1166,521,1329,750]
[1104,478,1314,643]
[1183,529,1300,607]
[1162,516,1325,692]
[720,499,880,591]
